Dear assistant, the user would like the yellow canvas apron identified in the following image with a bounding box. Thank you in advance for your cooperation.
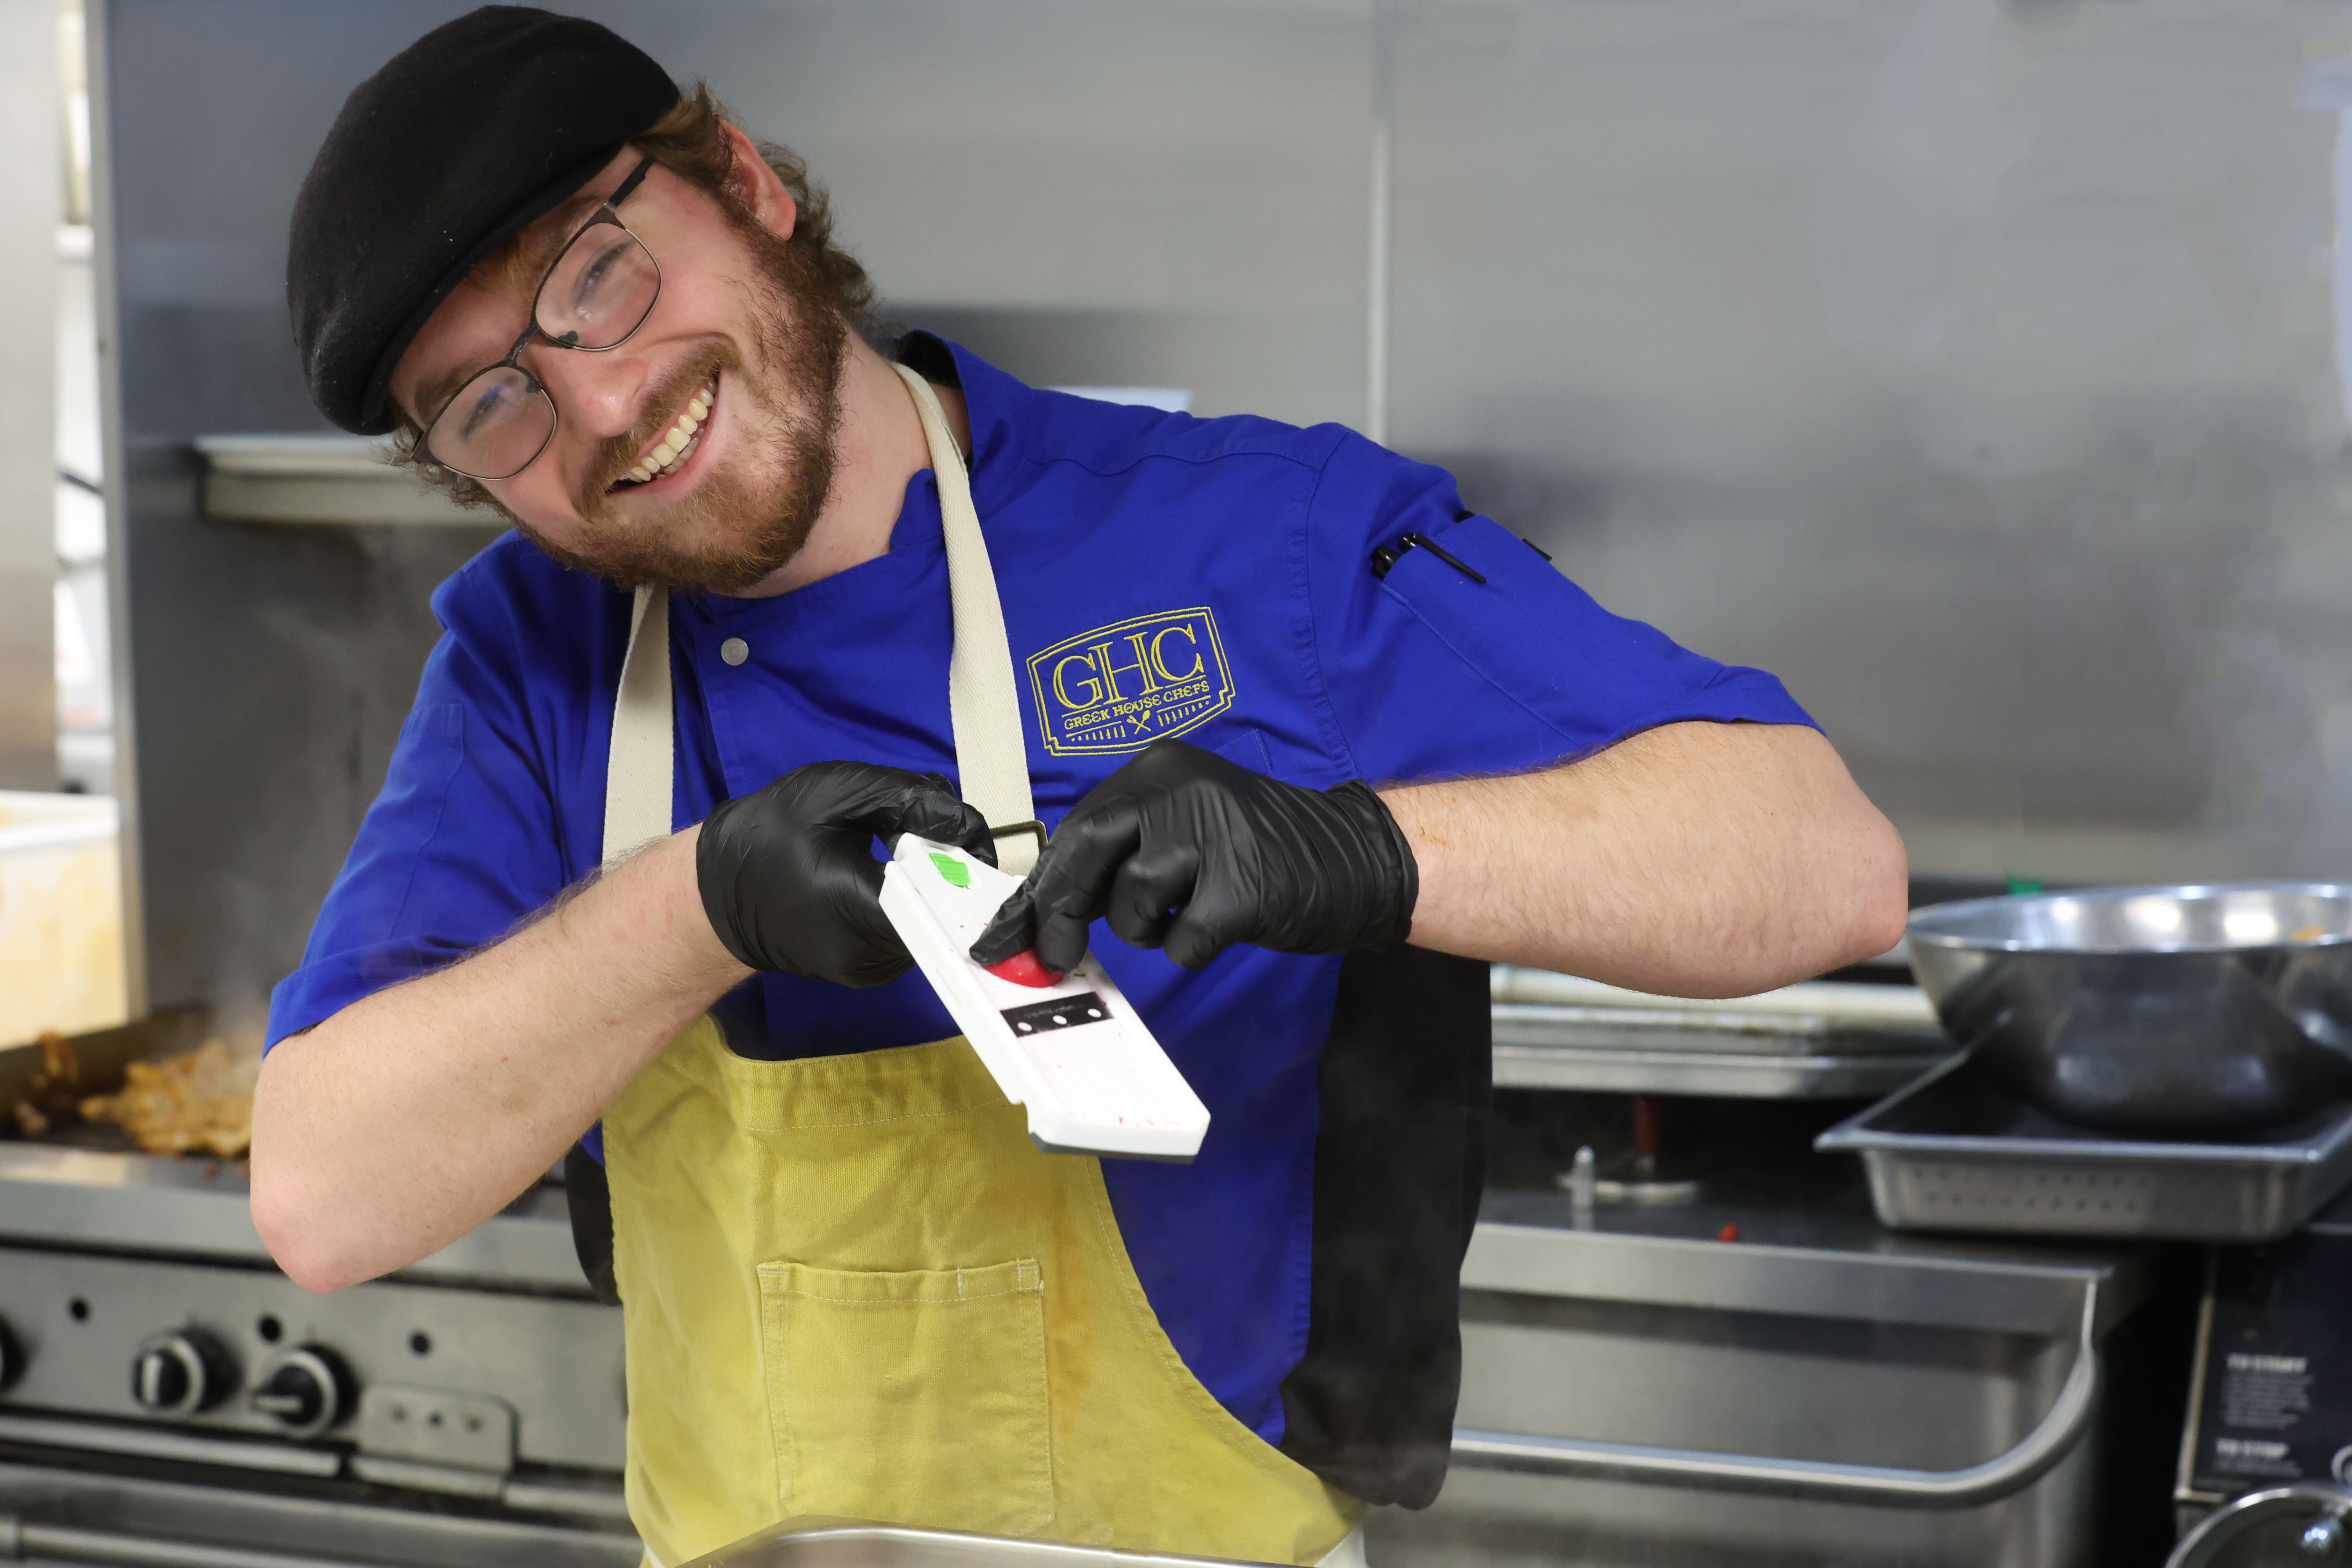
[597,366,1364,1567]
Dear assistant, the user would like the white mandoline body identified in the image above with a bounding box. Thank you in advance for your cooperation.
[878,835,1212,1161]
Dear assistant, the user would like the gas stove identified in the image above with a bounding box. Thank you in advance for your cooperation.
[0,1140,637,1566]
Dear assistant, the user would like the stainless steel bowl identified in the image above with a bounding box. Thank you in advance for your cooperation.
[1907,883,2352,1133]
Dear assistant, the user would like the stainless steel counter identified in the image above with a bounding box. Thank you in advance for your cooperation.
[1461,1202,2141,1339]
[1376,1186,2145,1568]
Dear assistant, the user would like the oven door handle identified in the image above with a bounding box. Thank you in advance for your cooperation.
[1449,1278,2099,1510]
[0,1512,377,1568]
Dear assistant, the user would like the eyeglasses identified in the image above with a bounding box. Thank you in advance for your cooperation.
[417,155,663,482]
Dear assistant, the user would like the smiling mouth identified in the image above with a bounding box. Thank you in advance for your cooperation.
[613,372,719,490]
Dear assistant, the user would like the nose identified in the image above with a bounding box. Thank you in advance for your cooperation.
[527,341,652,443]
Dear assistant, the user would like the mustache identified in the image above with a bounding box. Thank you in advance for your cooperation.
[572,345,743,515]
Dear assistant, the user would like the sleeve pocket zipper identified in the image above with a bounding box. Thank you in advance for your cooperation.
[1369,531,1487,584]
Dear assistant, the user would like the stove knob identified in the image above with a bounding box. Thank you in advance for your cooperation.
[0,1316,20,1391]
[249,1346,354,1438]
[131,1330,234,1417]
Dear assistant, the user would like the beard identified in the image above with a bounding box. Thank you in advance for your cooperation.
[521,213,850,596]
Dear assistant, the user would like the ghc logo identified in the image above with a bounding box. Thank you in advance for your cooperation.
[1025,607,1235,757]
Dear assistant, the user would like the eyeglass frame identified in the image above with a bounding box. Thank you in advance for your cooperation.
[414,153,664,481]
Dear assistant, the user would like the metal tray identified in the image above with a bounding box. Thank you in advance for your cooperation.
[685,1523,1264,1568]
[1815,1055,2352,1241]
[1490,969,1954,1100]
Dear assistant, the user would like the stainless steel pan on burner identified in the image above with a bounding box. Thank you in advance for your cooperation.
[1907,883,2352,1133]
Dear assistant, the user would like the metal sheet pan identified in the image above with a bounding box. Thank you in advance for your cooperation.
[1490,970,1954,1099]
[683,1523,1257,1568]
[1815,1056,2352,1241]
[1491,1026,1952,1099]
[1490,968,1939,1026]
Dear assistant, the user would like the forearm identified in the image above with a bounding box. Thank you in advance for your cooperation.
[1382,722,1908,997]
[250,828,750,1292]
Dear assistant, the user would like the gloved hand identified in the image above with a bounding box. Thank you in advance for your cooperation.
[697,762,995,987]
[968,739,1418,976]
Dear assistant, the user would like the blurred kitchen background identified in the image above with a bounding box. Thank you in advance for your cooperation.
[12,2,2352,1565]
[18,0,2352,1025]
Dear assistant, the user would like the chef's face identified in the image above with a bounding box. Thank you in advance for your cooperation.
[390,147,846,594]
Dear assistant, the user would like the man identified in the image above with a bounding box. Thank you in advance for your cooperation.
[254,9,1907,1565]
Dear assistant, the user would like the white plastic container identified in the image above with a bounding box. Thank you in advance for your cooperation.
[0,792,127,1047]
[879,835,1210,1162]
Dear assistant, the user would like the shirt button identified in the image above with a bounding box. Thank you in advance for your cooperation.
[720,637,750,667]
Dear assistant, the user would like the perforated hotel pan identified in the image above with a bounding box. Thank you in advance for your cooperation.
[1815,1055,2352,1242]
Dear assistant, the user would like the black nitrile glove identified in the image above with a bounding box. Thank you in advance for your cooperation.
[697,762,995,987]
[968,738,1418,976]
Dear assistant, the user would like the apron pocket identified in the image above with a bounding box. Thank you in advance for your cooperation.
[758,1258,1051,1536]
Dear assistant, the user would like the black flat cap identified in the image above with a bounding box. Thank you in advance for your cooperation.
[287,7,677,435]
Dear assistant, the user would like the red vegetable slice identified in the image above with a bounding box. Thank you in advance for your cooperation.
[984,951,1063,989]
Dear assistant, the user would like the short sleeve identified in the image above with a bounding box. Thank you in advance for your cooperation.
[264,588,567,1050]
[1302,435,1816,784]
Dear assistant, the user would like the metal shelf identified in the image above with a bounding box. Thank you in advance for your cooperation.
[195,435,490,526]
[1489,967,1955,1100]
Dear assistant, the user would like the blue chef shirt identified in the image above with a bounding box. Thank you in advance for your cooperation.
[267,336,1816,1448]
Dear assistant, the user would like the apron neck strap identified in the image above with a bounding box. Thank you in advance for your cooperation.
[891,362,1039,876]
[599,367,1040,876]
[603,584,671,867]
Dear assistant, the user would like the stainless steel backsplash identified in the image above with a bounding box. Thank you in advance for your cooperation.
[97,0,2352,1010]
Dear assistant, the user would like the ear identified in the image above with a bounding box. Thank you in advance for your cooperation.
[719,120,799,243]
